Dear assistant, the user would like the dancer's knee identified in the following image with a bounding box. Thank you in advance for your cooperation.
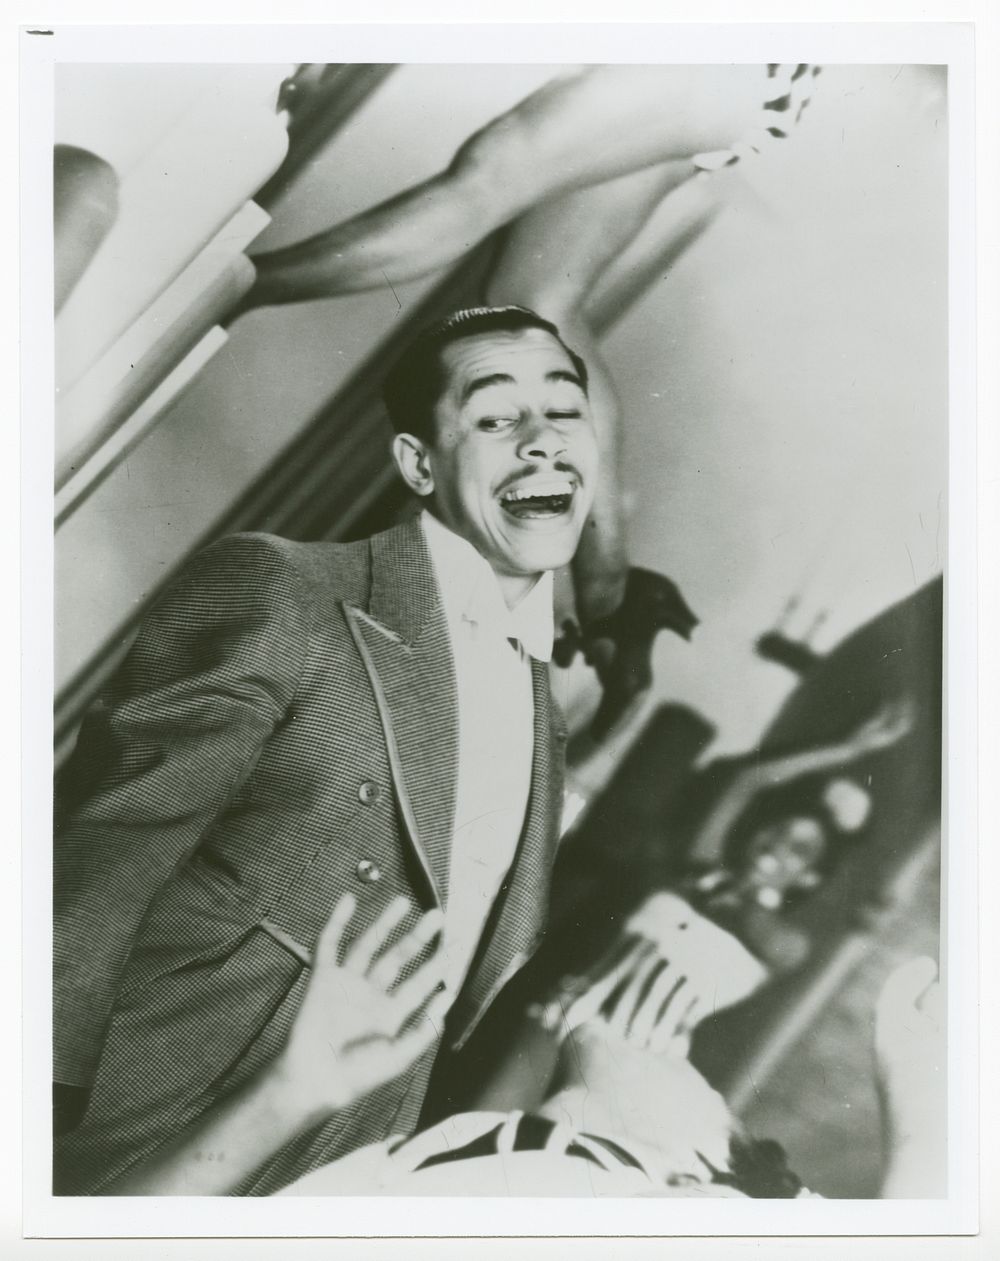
[448,113,536,215]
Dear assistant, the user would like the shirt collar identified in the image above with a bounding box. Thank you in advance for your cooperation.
[420,511,554,663]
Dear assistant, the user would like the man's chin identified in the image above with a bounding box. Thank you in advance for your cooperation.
[487,507,590,577]
[503,533,582,577]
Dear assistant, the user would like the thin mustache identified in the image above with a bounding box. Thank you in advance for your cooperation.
[496,464,580,497]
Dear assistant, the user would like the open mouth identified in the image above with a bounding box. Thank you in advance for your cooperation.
[499,478,575,521]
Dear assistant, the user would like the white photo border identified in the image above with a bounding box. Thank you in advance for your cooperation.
[17,15,983,1247]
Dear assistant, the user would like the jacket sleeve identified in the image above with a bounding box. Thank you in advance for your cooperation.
[54,533,312,1090]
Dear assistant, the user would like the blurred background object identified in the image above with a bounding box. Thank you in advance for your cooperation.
[53,144,120,314]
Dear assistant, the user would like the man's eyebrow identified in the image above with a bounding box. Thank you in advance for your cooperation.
[546,369,585,391]
[460,372,514,403]
[460,368,585,404]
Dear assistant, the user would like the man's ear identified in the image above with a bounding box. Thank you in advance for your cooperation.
[392,433,435,498]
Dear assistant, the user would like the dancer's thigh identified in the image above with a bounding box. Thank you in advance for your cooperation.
[460,64,766,200]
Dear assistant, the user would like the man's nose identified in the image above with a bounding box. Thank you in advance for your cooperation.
[517,416,566,462]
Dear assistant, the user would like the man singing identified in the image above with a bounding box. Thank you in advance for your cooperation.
[53,305,599,1195]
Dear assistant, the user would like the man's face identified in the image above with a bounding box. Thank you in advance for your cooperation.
[408,328,599,589]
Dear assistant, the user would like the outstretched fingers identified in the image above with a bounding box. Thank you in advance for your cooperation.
[629,964,686,1045]
[563,936,653,1030]
[391,953,448,1022]
[380,991,452,1076]
[368,907,444,992]
[678,991,707,1035]
[604,948,667,1039]
[343,895,411,974]
[646,983,705,1053]
[313,893,358,969]
[877,957,938,1027]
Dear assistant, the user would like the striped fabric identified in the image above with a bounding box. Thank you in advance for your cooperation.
[691,63,821,172]
[372,1111,823,1199]
[53,517,564,1195]
[388,1110,657,1178]
[278,1108,826,1199]
[275,1108,667,1197]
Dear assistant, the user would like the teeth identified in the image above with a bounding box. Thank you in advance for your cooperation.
[501,480,574,502]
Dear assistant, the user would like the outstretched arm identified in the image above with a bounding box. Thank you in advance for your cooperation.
[102,895,449,1195]
[688,697,916,863]
[243,64,765,309]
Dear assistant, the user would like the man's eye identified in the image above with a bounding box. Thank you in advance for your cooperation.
[478,416,516,432]
[548,410,582,421]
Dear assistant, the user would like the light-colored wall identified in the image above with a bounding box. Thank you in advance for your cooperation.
[55,63,947,757]
[566,70,949,1163]
[595,63,947,753]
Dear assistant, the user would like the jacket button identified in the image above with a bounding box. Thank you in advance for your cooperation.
[358,780,381,805]
[356,859,382,883]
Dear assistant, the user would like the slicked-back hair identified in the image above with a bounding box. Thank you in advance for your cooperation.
[382,305,589,444]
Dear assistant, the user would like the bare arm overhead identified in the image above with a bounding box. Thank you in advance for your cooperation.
[687,697,915,864]
[245,65,765,307]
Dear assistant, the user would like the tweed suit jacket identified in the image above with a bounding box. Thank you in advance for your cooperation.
[53,517,565,1194]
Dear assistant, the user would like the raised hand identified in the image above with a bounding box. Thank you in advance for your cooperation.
[276,893,449,1115]
[540,936,704,1059]
[535,935,649,1036]
[603,945,706,1054]
[102,894,449,1196]
[578,941,703,1056]
[543,937,736,1177]
[542,892,767,1049]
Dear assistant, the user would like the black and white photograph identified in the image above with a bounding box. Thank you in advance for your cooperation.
[18,17,983,1245]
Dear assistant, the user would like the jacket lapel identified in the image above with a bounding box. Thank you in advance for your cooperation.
[342,519,458,907]
[343,516,565,1045]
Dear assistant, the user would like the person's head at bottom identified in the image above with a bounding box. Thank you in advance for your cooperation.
[385,306,600,607]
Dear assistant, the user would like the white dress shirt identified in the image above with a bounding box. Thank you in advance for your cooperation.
[420,511,553,995]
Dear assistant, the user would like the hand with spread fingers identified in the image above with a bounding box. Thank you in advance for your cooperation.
[539,893,765,1051]
[105,894,448,1196]
[602,941,707,1054]
[540,938,735,1177]
[547,936,703,1056]
[277,894,449,1114]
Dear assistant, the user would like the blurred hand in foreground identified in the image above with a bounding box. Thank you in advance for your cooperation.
[277,894,449,1114]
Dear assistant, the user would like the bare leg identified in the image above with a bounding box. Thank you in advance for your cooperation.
[585,166,741,330]
[483,162,736,730]
[483,161,710,614]
[246,65,764,308]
